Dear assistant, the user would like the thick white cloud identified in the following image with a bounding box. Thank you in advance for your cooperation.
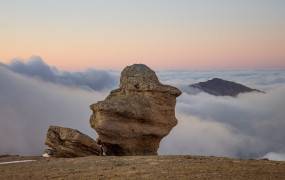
[159,81,285,158]
[0,66,107,155]
[262,152,285,161]
[159,115,246,157]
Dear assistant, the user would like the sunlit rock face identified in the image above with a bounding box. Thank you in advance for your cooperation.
[90,64,181,155]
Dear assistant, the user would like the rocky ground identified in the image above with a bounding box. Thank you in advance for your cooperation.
[1,155,285,180]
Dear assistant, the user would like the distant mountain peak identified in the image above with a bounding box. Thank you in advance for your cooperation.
[189,78,264,97]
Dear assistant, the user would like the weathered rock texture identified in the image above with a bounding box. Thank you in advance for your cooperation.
[90,64,181,155]
[45,126,102,157]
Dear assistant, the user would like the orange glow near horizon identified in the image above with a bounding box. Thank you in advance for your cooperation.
[1,1,284,70]
[1,31,284,71]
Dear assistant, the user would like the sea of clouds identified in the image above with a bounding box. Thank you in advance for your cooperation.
[0,57,285,161]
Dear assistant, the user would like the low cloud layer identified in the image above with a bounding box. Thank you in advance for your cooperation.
[0,60,285,161]
[262,152,285,161]
[159,88,285,159]
[157,69,285,91]
[157,70,285,160]
[4,56,118,91]
[0,66,107,155]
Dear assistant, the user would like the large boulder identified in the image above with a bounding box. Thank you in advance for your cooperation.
[45,126,102,157]
[90,64,181,155]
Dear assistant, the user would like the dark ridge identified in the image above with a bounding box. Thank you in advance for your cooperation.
[189,78,265,97]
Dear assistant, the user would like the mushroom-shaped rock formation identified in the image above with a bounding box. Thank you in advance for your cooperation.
[45,126,102,157]
[90,64,181,155]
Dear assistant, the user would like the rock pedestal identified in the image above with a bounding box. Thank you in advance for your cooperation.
[90,64,181,155]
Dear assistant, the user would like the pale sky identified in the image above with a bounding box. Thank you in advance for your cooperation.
[0,0,284,70]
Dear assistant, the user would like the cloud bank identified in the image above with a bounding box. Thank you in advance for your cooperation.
[159,88,285,159]
[4,56,118,91]
[0,65,108,155]
[157,69,285,161]
[157,69,285,91]
[262,152,285,161]
[0,59,285,161]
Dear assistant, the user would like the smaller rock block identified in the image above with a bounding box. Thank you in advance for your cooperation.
[45,126,102,157]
